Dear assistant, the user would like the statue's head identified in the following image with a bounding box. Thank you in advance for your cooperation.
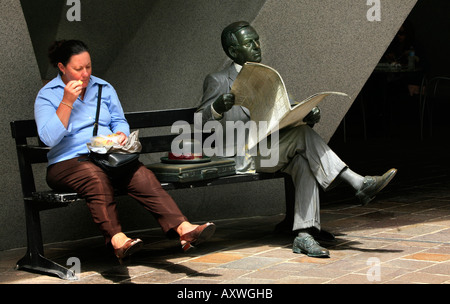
[221,21,261,65]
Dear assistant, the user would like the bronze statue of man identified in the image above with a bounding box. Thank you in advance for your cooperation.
[197,21,397,258]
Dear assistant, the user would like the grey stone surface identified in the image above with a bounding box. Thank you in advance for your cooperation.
[0,0,44,250]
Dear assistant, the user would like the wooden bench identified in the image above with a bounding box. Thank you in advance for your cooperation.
[10,107,294,280]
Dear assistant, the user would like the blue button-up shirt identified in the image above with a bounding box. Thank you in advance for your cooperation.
[34,74,130,166]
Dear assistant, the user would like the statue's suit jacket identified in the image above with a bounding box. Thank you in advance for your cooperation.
[196,63,253,171]
[197,63,250,125]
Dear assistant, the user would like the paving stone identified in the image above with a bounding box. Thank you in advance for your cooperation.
[219,256,284,270]
[190,252,244,264]
[388,272,449,284]
[402,252,450,262]
[420,261,450,276]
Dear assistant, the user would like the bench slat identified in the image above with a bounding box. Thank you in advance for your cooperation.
[10,120,38,139]
[126,107,196,128]
[20,145,50,164]
[140,135,178,154]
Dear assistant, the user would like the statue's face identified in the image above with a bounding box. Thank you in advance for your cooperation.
[230,26,261,65]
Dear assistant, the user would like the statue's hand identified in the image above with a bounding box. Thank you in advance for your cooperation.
[303,106,321,126]
[213,93,235,114]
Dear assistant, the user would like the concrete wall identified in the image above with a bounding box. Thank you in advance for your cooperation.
[21,0,156,80]
[1,0,418,251]
[1,0,46,250]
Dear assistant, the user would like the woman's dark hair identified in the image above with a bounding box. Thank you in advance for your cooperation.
[48,40,89,74]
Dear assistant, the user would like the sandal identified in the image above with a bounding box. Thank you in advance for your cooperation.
[114,238,143,263]
[180,222,216,252]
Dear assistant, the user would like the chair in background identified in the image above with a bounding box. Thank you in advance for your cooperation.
[420,76,450,140]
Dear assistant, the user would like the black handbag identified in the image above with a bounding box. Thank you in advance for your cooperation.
[89,85,140,178]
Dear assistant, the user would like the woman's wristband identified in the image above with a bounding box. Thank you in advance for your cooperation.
[60,102,73,109]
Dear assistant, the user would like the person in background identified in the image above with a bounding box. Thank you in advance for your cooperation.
[381,20,423,96]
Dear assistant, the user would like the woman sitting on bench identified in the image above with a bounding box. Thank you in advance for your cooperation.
[34,40,215,262]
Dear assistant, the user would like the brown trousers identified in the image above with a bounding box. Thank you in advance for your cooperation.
[47,156,188,244]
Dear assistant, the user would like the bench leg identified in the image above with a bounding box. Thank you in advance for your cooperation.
[16,251,78,280]
[275,175,295,233]
[16,200,78,280]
